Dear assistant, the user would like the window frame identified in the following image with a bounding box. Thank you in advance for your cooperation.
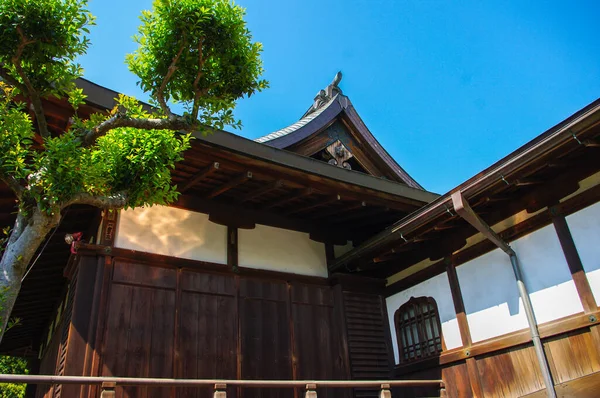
[393,296,444,364]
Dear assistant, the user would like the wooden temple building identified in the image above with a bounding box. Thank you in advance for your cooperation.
[0,73,599,398]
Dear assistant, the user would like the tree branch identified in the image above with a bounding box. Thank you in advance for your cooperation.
[61,192,128,210]
[12,27,50,139]
[1,175,24,199]
[156,42,186,116]
[80,114,194,146]
[191,38,205,121]
[0,65,27,93]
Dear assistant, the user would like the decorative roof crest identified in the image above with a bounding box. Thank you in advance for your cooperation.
[306,71,343,116]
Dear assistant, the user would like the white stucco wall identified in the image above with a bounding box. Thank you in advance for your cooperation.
[114,206,227,264]
[238,224,328,277]
[386,272,462,364]
[566,201,600,304]
[334,241,354,258]
[457,224,582,343]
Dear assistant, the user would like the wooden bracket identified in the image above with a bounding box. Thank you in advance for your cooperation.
[305,383,317,398]
[100,382,116,398]
[214,383,227,398]
[380,383,392,398]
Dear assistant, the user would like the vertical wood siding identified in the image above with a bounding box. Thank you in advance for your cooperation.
[91,259,360,398]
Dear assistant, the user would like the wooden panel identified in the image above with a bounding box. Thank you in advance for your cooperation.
[100,284,176,398]
[240,278,287,301]
[343,292,392,398]
[177,291,237,398]
[112,260,177,289]
[523,370,600,398]
[476,344,544,397]
[240,279,292,398]
[292,284,343,398]
[180,271,235,296]
[544,328,600,384]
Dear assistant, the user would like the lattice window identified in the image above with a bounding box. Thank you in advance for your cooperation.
[394,296,443,363]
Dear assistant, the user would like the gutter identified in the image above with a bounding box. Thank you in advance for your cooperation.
[451,192,556,398]
[329,97,600,271]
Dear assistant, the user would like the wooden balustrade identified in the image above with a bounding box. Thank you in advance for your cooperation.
[0,374,445,397]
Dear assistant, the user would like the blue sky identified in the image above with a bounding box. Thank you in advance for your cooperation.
[79,0,600,194]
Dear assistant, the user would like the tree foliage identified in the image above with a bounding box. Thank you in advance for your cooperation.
[0,355,28,397]
[0,0,266,341]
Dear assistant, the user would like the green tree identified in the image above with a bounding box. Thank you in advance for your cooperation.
[0,355,28,397]
[0,0,267,342]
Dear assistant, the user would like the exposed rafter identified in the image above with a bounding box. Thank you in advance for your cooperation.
[237,180,284,203]
[263,188,313,210]
[206,171,253,199]
[286,194,341,216]
[180,162,220,193]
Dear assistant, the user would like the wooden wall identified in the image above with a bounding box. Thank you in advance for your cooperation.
[51,252,393,398]
[395,321,600,397]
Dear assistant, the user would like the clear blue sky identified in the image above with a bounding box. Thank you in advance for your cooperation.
[79,0,600,194]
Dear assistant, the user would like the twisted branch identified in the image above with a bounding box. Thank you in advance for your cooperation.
[80,113,194,146]
[61,192,128,210]
[156,42,186,116]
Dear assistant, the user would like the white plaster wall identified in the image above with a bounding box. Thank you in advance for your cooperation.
[566,201,600,304]
[238,224,328,277]
[334,241,354,258]
[386,272,462,364]
[114,206,227,264]
[457,224,582,343]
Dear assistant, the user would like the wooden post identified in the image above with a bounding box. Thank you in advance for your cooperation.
[305,383,317,398]
[214,383,227,398]
[100,382,116,398]
[379,383,392,398]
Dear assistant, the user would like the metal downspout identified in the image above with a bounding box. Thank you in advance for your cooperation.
[451,191,556,398]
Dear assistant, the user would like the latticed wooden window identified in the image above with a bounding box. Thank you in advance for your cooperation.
[394,296,443,363]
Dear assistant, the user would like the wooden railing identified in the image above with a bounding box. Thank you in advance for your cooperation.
[0,374,445,397]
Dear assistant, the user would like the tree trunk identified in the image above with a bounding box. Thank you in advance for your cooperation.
[0,208,60,342]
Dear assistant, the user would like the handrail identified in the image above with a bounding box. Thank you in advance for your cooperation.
[0,374,446,397]
[0,374,442,387]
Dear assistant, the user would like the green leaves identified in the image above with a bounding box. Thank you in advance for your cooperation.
[0,83,34,184]
[0,0,94,98]
[127,0,268,129]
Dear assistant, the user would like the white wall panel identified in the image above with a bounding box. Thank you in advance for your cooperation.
[567,201,600,303]
[114,206,227,264]
[386,272,462,364]
[457,224,582,343]
[238,224,328,277]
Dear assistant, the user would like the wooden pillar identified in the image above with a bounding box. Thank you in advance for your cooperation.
[551,209,600,348]
[445,258,484,398]
[550,210,598,312]
[227,226,238,271]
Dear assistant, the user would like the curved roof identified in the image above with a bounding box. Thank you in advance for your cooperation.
[255,97,337,144]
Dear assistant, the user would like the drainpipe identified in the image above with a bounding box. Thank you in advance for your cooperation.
[451,191,556,398]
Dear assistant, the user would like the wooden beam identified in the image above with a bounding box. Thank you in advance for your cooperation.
[237,179,284,203]
[514,178,543,186]
[286,194,340,216]
[175,194,351,244]
[180,162,220,193]
[311,200,366,219]
[551,211,597,313]
[206,171,252,199]
[262,188,313,210]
